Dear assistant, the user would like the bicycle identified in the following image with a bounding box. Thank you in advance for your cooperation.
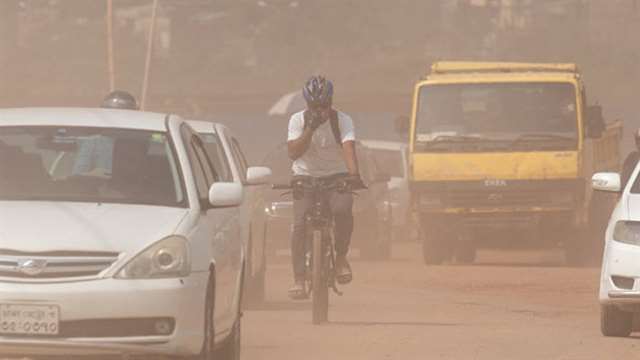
[274,175,364,324]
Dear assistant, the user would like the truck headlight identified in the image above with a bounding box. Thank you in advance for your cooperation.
[613,221,640,246]
[116,236,191,279]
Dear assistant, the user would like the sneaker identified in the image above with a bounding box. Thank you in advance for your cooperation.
[288,279,307,300]
[335,255,352,284]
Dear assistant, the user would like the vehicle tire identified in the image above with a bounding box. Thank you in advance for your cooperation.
[217,318,241,360]
[601,305,632,337]
[422,225,448,265]
[312,230,329,324]
[244,232,266,308]
[184,273,215,360]
[359,217,379,260]
[455,243,476,264]
[377,209,393,261]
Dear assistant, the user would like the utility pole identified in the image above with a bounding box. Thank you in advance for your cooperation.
[140,0,160,111]
[106,0,115,92]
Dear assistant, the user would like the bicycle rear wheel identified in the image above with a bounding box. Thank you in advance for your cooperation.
[312,229,329,324]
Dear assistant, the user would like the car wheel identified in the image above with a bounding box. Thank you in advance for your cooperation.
[601,305,632,337]
[182,274,215,360]
[359,212,380,260]
[377,218,393,261]
[243,230,266,308]
[217,313,242,360]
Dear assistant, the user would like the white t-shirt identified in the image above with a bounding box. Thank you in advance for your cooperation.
[287,109,355,177]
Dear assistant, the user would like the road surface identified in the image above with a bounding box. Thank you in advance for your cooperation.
[242,243,639,360]
[5,243,639,360]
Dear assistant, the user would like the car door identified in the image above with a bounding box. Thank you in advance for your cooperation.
[181,125,242,333]
[227,134,267,280]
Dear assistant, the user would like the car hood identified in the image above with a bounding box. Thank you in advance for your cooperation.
[0,201,189,255]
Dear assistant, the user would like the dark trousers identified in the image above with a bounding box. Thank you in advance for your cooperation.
[291,189,353,281]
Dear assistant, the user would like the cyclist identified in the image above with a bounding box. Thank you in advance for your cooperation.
[287,76,363,299]
[101,90,139,110]
[622,129,640,189]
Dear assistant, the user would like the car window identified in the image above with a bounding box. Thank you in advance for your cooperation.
[0,126,186,207]
[181,125,218,202]
[201,133,233,182]
[228,136,248,182]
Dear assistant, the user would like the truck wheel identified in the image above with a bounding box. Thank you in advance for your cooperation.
[455,243,476,264]
[422,227,447,265]
[601,305,632,337]
[377,218,393,261]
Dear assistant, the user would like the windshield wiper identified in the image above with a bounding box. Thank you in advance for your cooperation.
[418,134,487,144]
[510,133,575,146]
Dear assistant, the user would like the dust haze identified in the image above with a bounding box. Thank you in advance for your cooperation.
[1,1,640,359]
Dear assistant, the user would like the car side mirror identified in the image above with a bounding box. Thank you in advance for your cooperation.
[592,172,621,193]
[208,182,244,208]
[586,105,605,139]
[246,166,272,186]
[394,115,410,135]
[373,172,391,184]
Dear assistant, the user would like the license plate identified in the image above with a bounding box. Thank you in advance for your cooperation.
[0,304,60,335]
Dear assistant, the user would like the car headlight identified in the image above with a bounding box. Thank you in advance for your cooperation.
[116,236,191,279]
[613,221,640,246]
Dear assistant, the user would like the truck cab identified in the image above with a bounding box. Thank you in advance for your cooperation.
[407,62,621,265]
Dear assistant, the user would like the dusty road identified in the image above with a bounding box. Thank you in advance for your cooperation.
[243,243,640,360]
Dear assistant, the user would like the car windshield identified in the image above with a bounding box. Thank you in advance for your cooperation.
[370,148,404,178]
[0,126,186,207]
[415,82,578,151]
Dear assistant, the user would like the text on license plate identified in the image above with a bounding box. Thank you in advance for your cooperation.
[0,304,60,335]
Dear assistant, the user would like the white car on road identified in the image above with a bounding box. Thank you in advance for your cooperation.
[0,108,245,359]
[188,120,272,305]
[593,169,640,337]
[360,140,416,242]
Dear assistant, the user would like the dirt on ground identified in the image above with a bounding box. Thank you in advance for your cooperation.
[242,243,639,360]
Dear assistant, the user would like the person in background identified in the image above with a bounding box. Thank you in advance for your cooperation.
[621,129,640,189]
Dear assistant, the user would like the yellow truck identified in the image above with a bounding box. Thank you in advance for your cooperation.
[404,62,622,265]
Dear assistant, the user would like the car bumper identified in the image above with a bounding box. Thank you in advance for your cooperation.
[0,272,208,357]
[600,239,640,305]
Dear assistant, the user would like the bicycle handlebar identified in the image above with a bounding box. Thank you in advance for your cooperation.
[271,178,367,192]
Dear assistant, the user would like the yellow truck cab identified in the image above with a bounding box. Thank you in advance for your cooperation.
[407,62,622,265]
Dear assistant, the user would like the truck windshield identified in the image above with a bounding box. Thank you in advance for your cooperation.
[0,126,186,207]
[415,82,578,151]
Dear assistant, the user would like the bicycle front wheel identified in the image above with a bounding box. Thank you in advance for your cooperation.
[312,229,329,324]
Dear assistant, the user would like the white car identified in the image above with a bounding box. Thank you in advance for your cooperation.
[360,140,416,242]
[593,170,640,337]
[188,120,272,304]
[0,108,245,359]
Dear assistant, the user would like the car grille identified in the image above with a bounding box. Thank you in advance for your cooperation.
[0,250,119,280]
